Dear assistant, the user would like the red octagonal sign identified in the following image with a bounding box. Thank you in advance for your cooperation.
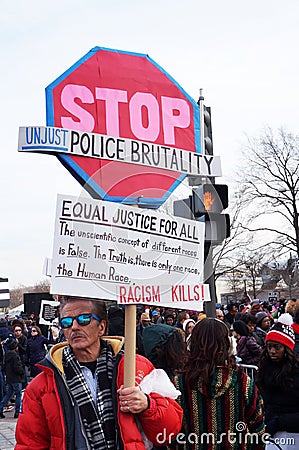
[46,47,201,208]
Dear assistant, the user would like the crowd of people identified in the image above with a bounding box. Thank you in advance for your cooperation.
[0,314,60,418]
[0,295,299,449]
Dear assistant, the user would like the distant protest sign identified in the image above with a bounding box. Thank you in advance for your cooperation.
[39,299,60,325]
[50,194,210,309]
[0,278,10,308]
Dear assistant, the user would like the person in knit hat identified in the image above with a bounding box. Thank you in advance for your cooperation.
[183,318,195,337]
[257,313,299,446]
[265,313,295,351]
[232,320,262,366]
[182,318,196,351]
[254,311,271,348]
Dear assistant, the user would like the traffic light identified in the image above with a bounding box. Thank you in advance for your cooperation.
[191,183,230,244]
[173,197,193,220]
[203,213,230,244]
[173,184,230,244]
[192,184,229,215]
[203,106,213,155]
[189,102,213,186]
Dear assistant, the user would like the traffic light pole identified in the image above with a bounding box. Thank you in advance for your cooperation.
[199,90,217,318]
[204,243,217,318]
[173,92,227,317]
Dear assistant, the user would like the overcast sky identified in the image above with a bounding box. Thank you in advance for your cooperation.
[2,0,299,289]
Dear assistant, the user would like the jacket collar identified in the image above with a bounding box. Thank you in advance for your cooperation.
[47,336,125,373]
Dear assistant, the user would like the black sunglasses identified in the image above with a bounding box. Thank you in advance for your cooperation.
[60,313,102,329]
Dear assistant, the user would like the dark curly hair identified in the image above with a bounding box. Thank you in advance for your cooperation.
[185,318,230,387]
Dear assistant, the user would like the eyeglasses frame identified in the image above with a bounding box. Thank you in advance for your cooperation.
[60,313,102,329]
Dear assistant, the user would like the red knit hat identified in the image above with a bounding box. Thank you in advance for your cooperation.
[265,313,295,351]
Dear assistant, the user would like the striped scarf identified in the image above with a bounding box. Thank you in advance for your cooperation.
[63,340,116,450]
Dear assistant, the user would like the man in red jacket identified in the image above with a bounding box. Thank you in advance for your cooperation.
[15,296,182,449]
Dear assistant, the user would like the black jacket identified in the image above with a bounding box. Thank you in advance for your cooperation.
[294,331,299,356]
[253,327,267,348]
[259,362,299,433]
[16,334,27,362]
[4,349,24,384]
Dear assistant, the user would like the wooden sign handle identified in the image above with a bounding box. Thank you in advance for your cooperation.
[123,304,136,387]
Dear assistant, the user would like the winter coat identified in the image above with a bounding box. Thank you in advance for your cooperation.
[237,335,262,366]
[0,343,3,367]
[136,322,152,356]
[0,323,14,342]
[259,362,299,433]
[25,335,51,365]
[4,349,24,384]
[15,337,183,450]
[108,306,125,336]
[174,366,265,450]
[253,328,267,348]
[15,334,27,363]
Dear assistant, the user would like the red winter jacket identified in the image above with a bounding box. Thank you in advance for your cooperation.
[15,337,182,449]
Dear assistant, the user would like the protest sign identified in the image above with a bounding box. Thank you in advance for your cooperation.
[50,194,210,310]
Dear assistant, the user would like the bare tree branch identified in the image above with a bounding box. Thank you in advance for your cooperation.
[236,127,299,260]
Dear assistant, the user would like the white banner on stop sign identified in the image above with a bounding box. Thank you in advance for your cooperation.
[18,126,222,178]
[50,194,210,309]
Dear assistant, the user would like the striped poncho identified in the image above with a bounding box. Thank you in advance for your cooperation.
[174,366,265,450]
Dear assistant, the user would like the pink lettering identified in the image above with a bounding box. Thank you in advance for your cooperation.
[95,88,128,136]
[60,85,191,147]
[61,84,95,131]
[161,96,190,145]
[129,92,159,141]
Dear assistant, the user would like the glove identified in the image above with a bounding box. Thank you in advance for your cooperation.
[265,417,279,437]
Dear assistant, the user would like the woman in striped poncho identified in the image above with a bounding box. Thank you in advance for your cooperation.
[173,318,265,450]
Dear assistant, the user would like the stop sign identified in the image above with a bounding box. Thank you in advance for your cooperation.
[46,47,201,208]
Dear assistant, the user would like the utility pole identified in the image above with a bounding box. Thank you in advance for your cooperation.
[198,90,216,318]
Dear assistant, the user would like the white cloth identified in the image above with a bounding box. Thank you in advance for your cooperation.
[139,368,181,399]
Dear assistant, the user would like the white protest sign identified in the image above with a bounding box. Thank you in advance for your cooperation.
[39,299,60,325]
[18,126,222,178]
[50,194,210,309]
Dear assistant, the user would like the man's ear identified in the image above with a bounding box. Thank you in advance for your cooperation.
[99,320,107,336]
